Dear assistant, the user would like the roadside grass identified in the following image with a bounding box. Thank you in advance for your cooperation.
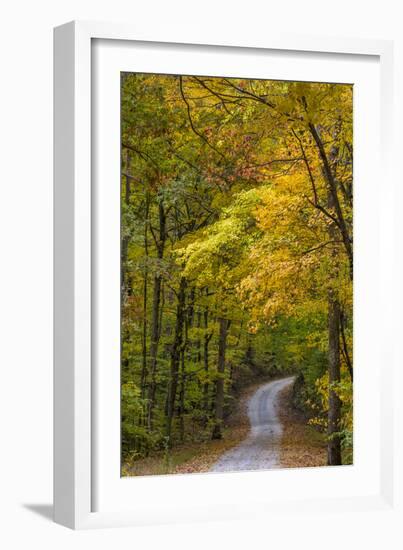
[122,423,248,476]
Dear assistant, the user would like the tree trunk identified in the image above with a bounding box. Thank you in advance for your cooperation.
[327,293,342,465]
[212,318,230,440]
[166,277,187,445]
[340,309,353,382]
[202,307,212,422]
[121,150,132,303]
[147,275,162,430]
[326,186,343,466]
[178,346,186,443]
[147,202,166,430]
[308,121,353,280]
[140,193,149,400]
[196,309,202,364]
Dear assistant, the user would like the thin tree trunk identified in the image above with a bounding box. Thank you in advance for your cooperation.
[166,277,187,445]
[327,293,342,465]
[140,193,150,399]
[230,319,244,387]
[212,318,230,440]
[308,121,353,280]
[340,309,353,382]
[121,152,131,434]
[196,309,202,364]
[327,188,343,466]
[158,282,165,340]
[147,275,162,430]
[121,150,131,303]
[187,287,195,328]
[147,202,166,430]
[179,346,186,443]
[203,307,212,421]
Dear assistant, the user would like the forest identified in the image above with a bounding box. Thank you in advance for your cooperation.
[121,73,353,475]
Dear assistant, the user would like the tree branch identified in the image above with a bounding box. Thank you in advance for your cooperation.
[307,122,353,279]
[179,76,227,162]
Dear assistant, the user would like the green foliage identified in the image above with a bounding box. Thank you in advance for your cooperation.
[120,73,353,468]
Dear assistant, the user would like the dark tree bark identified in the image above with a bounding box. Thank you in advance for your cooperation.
[340,309,353,382]
[121,150,132,303]
[230,319,244,387]
[147,202,167,430]
[178,346,186,443]
[203,306,212,422]
[196,309,202,364]
[185,287,196,364]
[326,187,343,466]
[212,318,230,440]
[308,121,353,281]
[140,193,150,400]
[299,125,349,465]
[187,287,196,328]
[166,277,187,445]
[327,293,342,465]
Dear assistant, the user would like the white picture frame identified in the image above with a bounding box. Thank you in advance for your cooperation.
[54,20,399,532]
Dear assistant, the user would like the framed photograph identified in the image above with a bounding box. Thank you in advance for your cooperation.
[54,21,398,531]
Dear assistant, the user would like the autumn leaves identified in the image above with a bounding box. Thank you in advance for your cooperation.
[121,74,353,471]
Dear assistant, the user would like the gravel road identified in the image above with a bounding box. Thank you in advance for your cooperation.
[210,376,295,473]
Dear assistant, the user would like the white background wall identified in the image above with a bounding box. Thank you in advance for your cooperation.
[0,1,401,548]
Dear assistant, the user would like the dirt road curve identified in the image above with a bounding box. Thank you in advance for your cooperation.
[210,376,295,473]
